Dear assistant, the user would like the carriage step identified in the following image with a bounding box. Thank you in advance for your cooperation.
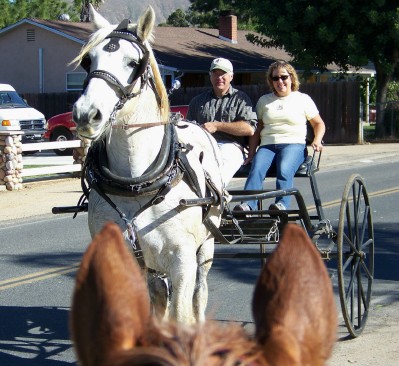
[214,252,269,259]
[52,204,88,214]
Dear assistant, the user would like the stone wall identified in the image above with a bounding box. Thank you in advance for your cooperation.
[0,131,24,191]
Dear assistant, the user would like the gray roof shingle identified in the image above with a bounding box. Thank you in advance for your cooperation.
[16,18,289,72]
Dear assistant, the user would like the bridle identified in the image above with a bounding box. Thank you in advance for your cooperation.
[80,19,162,126]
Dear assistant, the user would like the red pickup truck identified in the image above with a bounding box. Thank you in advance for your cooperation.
[44,105,188,155]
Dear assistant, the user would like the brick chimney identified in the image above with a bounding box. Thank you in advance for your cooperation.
[219,11,237,44]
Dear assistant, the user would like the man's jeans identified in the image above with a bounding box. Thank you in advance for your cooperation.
[244,143,306,210]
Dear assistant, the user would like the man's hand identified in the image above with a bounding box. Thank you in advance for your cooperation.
[201,122,218,133]
[201,120,255,136]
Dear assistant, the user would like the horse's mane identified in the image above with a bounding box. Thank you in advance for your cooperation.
[70,23,169,122]
[116,320,266,366]
[70,24,116,68]
[148,48,170,121]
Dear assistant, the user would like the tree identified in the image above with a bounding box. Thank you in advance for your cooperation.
[0,0,13,28]
[245,0,399,138]
[165,0,255,29]
[29,0,70,20]
[0,0,75,27]
[73,0,104,22]
[165,9,190,27]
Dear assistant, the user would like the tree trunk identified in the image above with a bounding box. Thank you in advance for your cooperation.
[374,62,390,139]
[80,2,90,22]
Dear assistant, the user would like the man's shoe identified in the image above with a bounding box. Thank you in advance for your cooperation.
[269,202,286,217]
[269,202,286,211]
[234,202,252,212]
[233,202,253,217]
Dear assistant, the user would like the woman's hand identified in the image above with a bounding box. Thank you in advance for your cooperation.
[311,140,323,151]
[309,115,326,152]
[243,155,254,165]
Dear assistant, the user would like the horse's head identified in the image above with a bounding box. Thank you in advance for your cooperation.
[72,5,168,140]
[71,223,337,366]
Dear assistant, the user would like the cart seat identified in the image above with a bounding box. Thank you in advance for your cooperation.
[234,152,318,179]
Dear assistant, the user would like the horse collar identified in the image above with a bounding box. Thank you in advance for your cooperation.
[83,124,182,197]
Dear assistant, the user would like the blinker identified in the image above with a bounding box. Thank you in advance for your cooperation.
[102,19,135,53]
[104,37,120,52]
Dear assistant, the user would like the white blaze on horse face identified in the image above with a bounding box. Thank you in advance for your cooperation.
[74,38,144,139]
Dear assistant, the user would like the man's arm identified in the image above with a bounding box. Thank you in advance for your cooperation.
[201,120,255,136]
[201,90,257,135]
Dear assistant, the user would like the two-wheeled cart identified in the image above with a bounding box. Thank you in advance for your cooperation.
[216,152,374,338]
[181,151,374,338]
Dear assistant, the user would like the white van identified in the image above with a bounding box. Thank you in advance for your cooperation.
[0,84,46,143]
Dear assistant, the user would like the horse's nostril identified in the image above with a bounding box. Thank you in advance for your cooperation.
[72,109,78,123]
[94,109,102,121]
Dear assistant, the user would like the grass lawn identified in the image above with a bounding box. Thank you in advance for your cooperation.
[363,123,375,140]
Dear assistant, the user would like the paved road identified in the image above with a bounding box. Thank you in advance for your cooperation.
[0,145,398,365]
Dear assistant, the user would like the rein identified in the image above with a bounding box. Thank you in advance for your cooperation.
[112,120,170,129]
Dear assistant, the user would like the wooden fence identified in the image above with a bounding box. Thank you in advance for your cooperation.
[169,81,360,144]
[22,81,361,144]
[22,140,82,177]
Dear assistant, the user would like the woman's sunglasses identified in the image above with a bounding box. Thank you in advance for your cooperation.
[272,75,290,82]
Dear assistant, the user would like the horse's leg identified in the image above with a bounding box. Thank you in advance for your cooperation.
[167,246,198,324]
[147,271,169,320]
[193,237,214,322]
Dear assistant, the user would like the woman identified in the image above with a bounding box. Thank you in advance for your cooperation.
[235,60,325,212]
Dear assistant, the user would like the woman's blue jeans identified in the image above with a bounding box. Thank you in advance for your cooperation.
[244,144,306,210]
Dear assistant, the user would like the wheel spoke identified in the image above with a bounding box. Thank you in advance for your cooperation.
[345,204,353,242]
[358,275,368,312]
[342,232,360,256]
[360,258,373,280]
[341,251,354,272]
[345,258,360,303]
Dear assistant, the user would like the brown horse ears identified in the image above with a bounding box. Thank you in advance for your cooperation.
[252,224,337,366]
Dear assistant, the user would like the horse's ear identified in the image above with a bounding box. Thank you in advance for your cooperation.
[70,222,151,366]
[252,224,337,366]
[89,3,110,29]
[136,6,155,42]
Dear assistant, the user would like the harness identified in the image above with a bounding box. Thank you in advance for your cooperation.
[80,122,223,263]
[77,19,223,263]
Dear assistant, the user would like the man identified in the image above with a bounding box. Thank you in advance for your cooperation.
[187,58,257,185]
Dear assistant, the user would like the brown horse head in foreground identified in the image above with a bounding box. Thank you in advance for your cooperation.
[70,222,337,366]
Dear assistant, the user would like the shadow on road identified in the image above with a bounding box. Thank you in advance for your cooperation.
[0,306,74,365]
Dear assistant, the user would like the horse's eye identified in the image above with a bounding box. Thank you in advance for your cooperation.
[128,60,138,68]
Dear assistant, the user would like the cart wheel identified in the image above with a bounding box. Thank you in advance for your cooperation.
[337,174,374,337]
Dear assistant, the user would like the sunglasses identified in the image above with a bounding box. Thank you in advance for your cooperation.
[272,75,290,82]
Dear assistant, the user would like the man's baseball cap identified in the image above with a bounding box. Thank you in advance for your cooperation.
[210,58,234,73]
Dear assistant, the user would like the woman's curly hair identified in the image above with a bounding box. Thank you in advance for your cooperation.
[267,60,300,93]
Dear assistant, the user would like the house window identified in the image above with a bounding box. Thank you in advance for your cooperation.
[66,72,86,91]
[27,29,35,42]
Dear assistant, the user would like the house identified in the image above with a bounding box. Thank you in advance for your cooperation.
[0,13,374,94]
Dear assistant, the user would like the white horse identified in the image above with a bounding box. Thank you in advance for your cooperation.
[72,5,224,324]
